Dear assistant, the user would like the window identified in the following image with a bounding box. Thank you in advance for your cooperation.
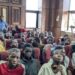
[26,0,42,29]
[2,8,7,21]
[61,13,68,31]
[0,7,8,22]
[26,13,36,28]
[12,7,21,24]
[61,0,75,33]
[68,14,75,33]
[26,0,41,11]
[70,0,75,10]
[63,0,70,11]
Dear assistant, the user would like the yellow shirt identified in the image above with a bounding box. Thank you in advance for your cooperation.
[0,41,5,52]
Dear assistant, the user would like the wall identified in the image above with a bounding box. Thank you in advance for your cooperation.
[0,0,26,27]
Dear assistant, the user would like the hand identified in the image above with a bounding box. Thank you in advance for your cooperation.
[58,65,64,75]
[58,65,63,72]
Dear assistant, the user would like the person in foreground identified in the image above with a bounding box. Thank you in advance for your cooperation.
[38,46,67,75]
[21,43,41,75]
[0,48,25,75]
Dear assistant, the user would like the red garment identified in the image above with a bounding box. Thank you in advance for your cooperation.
[5,39,11,50]
[64,45,72,58]
[0,63,25,75]
[45,48,51,62]
[20,28,26,32]
[34,48,40,60]
[42,48,51,63]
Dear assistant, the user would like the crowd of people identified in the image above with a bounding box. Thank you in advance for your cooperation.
[0,15,75,75]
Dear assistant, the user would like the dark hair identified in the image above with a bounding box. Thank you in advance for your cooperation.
[51,45,64,55]
[32,41,39,47]
[23,43,32,50]
[55,45,64,50]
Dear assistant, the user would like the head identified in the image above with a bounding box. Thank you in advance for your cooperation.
[11,39,18,48]
[22,43,33,59]
[64,34,69,39]
[5,32,12,39]
[8,48,20,68]
[52,46,64,64]
[32,40,39,47]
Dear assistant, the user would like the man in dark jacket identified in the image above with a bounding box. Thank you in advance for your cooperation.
[21,43,41,75]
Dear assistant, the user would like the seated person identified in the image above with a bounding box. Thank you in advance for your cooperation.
[10,39,18,48]
[38,46,67,75]
[0,48,25,75]
[21,43,41,75]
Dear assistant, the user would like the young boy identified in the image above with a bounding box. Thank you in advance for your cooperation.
[38,46,67,75]
[0,48,25,75]
[21,43,41,75]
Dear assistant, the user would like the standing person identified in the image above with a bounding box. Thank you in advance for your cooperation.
[38,46,67,75]
[0,48,25,75]
[21,43,41,75]
[0,16,8,32]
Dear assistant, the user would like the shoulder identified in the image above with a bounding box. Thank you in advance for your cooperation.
[20,64,25,69]
[41,62,51,70]
[0,62,7,69]
[38,63,51,75]
[19,63,25,69]
[0,61,7,64]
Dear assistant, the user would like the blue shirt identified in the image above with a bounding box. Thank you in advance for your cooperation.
[0,20,8,31]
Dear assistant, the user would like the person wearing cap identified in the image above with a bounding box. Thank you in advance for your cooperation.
[0,48,25,75]
[21,43,41,75]
[0,16,8,32]
[38,46,67,75]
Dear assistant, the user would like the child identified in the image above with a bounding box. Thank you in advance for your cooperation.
[0,48,25,75]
